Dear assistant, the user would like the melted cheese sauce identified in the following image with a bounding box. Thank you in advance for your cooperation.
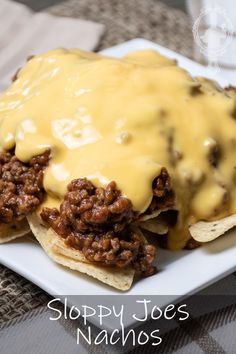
[0,48,235,249]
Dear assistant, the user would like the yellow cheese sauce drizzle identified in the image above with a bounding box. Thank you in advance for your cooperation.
[0,48,235,249]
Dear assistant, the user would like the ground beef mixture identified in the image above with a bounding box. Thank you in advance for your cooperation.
[145,168,175,215]
[0,150,49,223]
[41,170,175,276]
[184,237,201,250]
[41,179,150,275]
[225,85,236,92]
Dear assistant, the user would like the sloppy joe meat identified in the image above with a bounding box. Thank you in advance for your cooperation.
[41,170,174,275]
[41,178,161,276]
[0,150,49,223]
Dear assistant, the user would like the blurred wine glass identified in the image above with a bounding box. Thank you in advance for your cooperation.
[186,0,236,70]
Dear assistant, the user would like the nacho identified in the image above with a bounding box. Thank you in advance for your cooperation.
[28,214,134,291]
[189,214,236,243]
[139,217,168,235]
[0,219,30,243]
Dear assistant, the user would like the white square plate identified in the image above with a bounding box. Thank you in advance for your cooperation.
[1,39,236,329]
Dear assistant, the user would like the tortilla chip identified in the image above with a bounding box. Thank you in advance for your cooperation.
[0,219,30,243]
[27,213,134,291]
[189,214,236,242]
[139,209,167,221]
[51,234,89,263]
[139,218,168,235]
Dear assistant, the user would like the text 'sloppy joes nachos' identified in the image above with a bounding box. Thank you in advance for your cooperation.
[0,49,236,290]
